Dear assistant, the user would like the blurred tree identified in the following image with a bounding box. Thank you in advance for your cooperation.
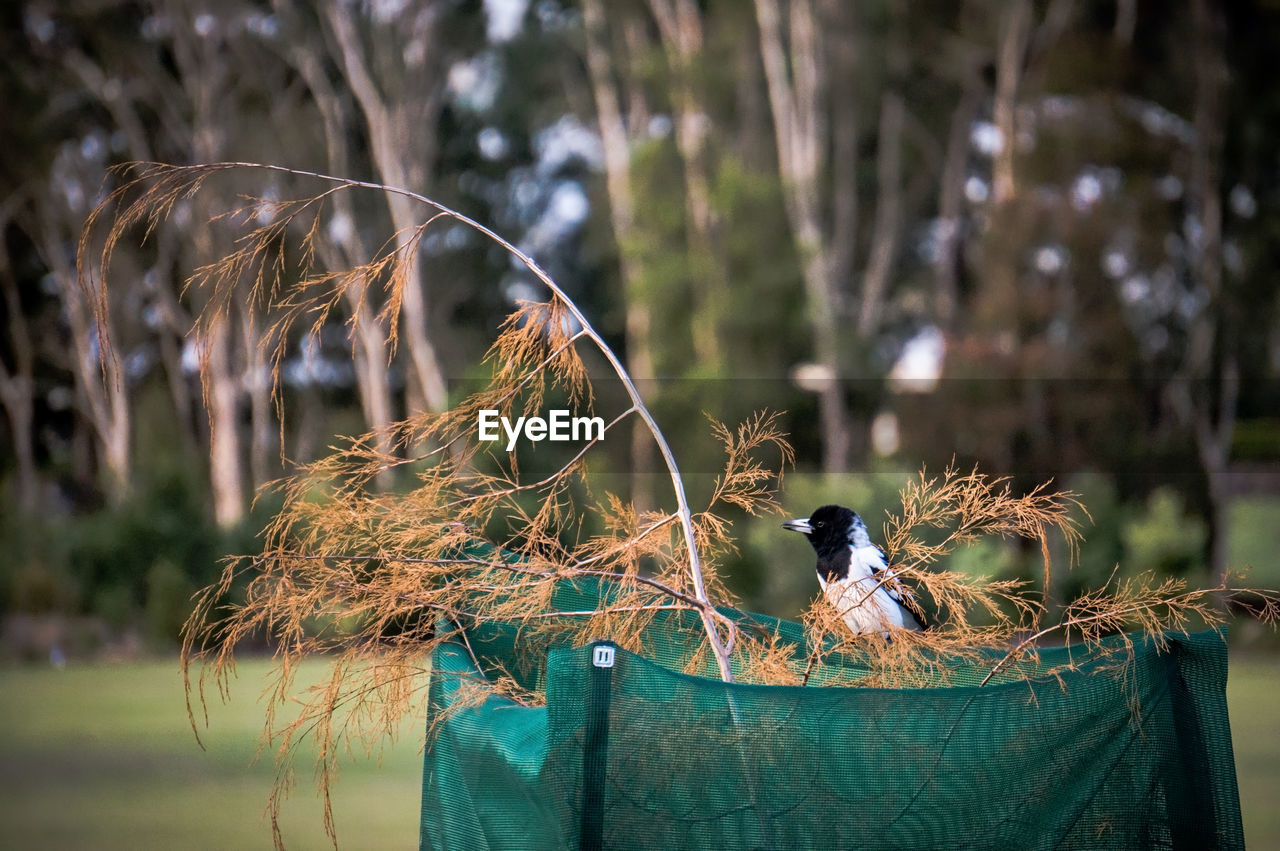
[0,0,1277,634]
[320,0,453,417]
[266,3,417,486]
[0,199,40,514]
[645,0,728,367]
[31,151,135,506]
[1175,0,1234,585]
[753,0,852,473]
[580,0,661,508]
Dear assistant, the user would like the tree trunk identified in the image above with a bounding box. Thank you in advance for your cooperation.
[277,10,397,483]
[147,261,201,460]
[582,0,659,509]
[647,0,726,366]
[0,233,39,513]
[992,0,1030,205]
[857,91,905,336]
[1186,0,1233,586]
[162,1,250,522]
[0,278,38,511]
[241,312,274,490]
[754,0,850,472]
[63,41,205,464]
[40,217,132,504]
[934,87,979,329]
[205,316,245,528]
[326,3,449,416]
[1194,358,1238,588]
[1114,0,1137,44]
[826,0,859,303]
[0,372,38,513]
[978,1,1035,351]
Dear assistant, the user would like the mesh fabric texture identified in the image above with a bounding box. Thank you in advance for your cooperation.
[419,579,1243,850]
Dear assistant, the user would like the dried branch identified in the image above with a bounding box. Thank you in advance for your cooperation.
[980,572,1280,686]
[84,161,743,680]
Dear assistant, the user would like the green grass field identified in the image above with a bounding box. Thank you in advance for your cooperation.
[1227,655,1280,847]
[1,653,1277,848]
[0,658,425,849]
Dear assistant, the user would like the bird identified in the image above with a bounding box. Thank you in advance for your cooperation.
[783,504,924,636]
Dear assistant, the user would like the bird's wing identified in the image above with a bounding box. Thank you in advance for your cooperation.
[866,547,902,599]
[867,547,921,611]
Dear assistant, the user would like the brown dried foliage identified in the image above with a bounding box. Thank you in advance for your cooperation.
[80,162,1278,849]
[789,468,1277,690]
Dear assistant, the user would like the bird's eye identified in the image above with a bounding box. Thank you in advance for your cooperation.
[815,521,824,528]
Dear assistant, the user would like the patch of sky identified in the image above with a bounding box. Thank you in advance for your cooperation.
[519,180,589,256]
[24,8,56,44]
[245,12,279,39]
[485,0,529,43]
[478,127,510,161]
[1223,240,1244,276]
[1154,174,1183,202]
[448,51,502,113]
[80,132,107,162]
[1102,249,1129,280]
[1122,96,1195,146]
[1143,325,1169,354]
[194,12,217,38]
[1033,244,1068,275]
[916,218,958,264]
[141,14,172,41]
[534,115,604,174]
[125,348,153,381]
[969,121,1004,157]
[647,114,674,138]
[964,175,989,204]
[885,326,945,394]
[282,335,355,389]
[534,0,574,33]
[1183,214,1205,252]
[1229,184,1257,219]
[1071,170,1103,211]
[1120,274,1149,305]
[327,211,354,246]
[368,0,411,25]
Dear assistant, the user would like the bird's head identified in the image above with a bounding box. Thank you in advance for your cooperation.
[782,504,872,557]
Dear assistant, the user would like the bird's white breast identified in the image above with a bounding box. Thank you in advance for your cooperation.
[821,544,912,634]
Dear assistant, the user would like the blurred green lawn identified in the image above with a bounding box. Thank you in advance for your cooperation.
[1227,655,1280,847]
[0,658,425,849]
[1230,496,1280,587]
[1,653,1277,848]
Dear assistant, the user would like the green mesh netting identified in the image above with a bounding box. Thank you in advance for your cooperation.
[419,578,1243,850]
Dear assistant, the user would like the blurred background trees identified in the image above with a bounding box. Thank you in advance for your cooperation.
[1,0,1277,656]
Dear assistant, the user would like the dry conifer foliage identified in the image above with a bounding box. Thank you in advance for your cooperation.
[80,163,1278,848]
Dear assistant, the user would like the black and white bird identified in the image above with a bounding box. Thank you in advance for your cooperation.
[783,504,923,636]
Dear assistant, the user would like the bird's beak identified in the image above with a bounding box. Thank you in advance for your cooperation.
[781,518,813,535]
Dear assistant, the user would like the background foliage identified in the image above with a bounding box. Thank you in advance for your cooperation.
[0,0,1278,656]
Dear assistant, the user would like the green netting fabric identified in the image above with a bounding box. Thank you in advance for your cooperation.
[419,580,1243,850]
